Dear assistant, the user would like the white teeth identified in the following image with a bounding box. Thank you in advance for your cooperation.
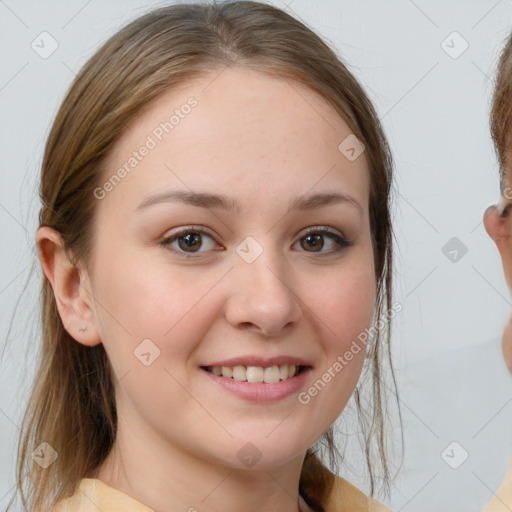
[232,365,246,381]
[246,366,263,383]
[208,364,300,383]
[221,366,233,378]
[263,365,280,383]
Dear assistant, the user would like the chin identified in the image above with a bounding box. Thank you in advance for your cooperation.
[210,438,308,472]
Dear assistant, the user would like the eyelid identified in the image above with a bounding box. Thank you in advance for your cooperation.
[300,225,345,238]
[167,225,216,237]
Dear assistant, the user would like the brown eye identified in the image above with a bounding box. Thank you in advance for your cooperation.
[177,232,202,252]
[160,228,218,257]
[301,233,324,252]
[296,227,350,254]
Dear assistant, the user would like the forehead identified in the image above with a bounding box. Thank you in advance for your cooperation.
[98,67,370,216]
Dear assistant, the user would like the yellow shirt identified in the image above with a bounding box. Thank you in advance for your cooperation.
[52,476,391,512]
[481,455,512,512]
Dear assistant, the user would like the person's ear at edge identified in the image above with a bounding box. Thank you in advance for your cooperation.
[484,204,512,288]
[35,226,101,347]
[483,204,512,372]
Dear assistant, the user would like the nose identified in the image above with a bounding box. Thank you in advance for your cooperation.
[224,246,303,338]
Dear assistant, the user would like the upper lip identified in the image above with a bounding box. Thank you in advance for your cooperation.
[201,356,312,368]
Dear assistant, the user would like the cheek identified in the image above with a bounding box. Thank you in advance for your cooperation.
[91,246,220,366]
[311,258,375,360]
[322,273,374,379]
[293,261,375,438]
[311,258,376,349]
[90,258,216,425]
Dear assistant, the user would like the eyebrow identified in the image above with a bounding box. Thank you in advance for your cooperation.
[136,190,363,215]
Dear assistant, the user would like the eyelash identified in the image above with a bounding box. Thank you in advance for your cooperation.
[159,225,351,259]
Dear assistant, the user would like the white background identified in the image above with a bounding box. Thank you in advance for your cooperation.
[1,1,512,511]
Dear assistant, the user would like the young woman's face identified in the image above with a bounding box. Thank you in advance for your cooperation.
[86,67,376,470]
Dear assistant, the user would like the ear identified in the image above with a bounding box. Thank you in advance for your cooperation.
[501,313,512,373]
[35,226,101,346]
[484,204,512,290]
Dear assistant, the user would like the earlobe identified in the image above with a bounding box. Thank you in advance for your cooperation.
[35,226,102,346]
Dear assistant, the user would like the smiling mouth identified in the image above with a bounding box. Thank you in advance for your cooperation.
[201,364,307,384]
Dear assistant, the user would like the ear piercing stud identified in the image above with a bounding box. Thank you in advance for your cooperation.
[78,326,86,333]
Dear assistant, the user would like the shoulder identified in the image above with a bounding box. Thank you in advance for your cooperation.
[51,478,153,512]
[481,454,512,512]
[326,475,392,512]
[300,451,392,512]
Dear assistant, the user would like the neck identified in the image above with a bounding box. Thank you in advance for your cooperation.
[90,410,313,512]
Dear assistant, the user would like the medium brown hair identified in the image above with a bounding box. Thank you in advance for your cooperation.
[9,2,400,511]
[491,33,512,190]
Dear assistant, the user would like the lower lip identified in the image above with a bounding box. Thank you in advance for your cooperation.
[200,367,311,403]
